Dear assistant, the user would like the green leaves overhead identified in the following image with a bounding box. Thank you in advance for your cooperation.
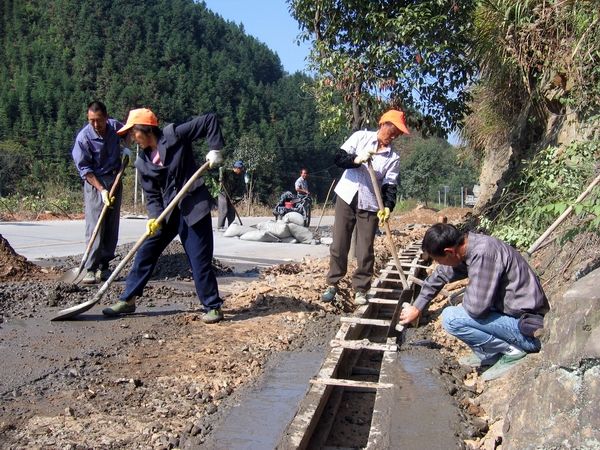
[289,0,478,135]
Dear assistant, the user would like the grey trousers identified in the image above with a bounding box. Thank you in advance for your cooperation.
[83,173,122,270]
[326,194,379,292]
[217,192,235,228]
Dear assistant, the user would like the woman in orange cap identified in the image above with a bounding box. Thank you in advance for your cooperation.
[102,108,226,324]
[321,109,409,305]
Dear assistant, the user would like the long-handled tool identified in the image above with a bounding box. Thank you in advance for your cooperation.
[51,161,211,321]
[315,178,336,233]
[60,155,129,284]
[527,172,600,256]
[366,161,408,289]
[220,184,243,225]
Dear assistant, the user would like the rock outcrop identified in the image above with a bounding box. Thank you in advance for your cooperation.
[489,267,600,449]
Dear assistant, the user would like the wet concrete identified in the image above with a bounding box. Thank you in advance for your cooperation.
[202,351,325,450]
[0,276,250,396]
[0,299,188,395]
[389,352,461,449]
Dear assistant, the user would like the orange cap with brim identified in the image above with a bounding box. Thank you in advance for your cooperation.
[379,109,410,135]
[117,108,159,136]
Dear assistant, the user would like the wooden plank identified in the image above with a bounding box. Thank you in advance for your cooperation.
[385,262,430,269]
[370,287,403,294]
[380,268,413,275]
[330,339,397,352]
[368,298,399,305]
[310,378,394,390]
[340,317,391,327]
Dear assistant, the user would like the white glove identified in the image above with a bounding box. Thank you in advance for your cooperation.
[101,189,114,207]
[354,148,376,164]
[206,150,223,169]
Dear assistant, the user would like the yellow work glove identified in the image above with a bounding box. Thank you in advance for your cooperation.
[146,218,161,236]
[377,207,390,226]
[100,189,115,207]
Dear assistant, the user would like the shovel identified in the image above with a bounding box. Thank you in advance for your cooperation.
[52,161,211,321]
[61,156,130,284]
[365,161,416,333]
[366,161,408,289]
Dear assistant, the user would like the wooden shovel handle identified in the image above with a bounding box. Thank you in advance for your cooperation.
[366,161,408,289]
[76,158,128,274]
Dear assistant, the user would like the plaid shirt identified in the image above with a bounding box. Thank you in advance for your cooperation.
[414,233,549,318]
[334,130,400,212]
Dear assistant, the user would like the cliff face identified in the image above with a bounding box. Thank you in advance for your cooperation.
[505,267,600,449]
[473,109,596,217]
[462,215,600,449]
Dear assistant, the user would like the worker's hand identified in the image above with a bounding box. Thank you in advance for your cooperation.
[146,218,161,236]
[353,148,376,165]
[398,303,421,326]
[100,189,115,207]
[206,150,223,169]
[377,207,390,226]
[121,147,132,167]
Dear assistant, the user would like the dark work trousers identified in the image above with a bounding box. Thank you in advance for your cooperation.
[83,173,122,271]
[217,192,235,228]
[120,209,222,310]
[326,194,379,293]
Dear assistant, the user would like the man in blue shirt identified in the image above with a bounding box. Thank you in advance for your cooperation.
[71,101,126,284]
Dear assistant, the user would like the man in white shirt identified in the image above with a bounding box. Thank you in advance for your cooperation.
[321,110,409,305]
[295,168,310,196]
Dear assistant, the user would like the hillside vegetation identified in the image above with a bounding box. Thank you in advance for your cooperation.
[0,0,343,207]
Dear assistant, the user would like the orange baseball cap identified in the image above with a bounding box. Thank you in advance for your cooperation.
[117,108,159,136]
[379,109,410,135]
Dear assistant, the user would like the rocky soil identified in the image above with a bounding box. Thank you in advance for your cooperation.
[6,205,586,450]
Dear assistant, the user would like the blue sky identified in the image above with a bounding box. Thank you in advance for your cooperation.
[202,0,311,74]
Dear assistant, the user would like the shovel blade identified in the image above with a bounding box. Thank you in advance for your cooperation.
[51,297,100,321]
[59,267,84,284]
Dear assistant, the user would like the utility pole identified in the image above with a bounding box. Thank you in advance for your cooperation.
[443,185,449,207]
[461,186,464,208]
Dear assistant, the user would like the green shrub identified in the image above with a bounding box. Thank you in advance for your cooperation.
[480,141,600,249]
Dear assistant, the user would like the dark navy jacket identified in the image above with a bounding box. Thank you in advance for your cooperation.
[135,113,224,226]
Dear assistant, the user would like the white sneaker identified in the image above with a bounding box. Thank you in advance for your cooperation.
[353,291,367,305]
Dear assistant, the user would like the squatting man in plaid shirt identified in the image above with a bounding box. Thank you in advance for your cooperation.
[399,223,550,381]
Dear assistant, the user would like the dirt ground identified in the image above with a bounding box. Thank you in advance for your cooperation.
[0,206,489,449]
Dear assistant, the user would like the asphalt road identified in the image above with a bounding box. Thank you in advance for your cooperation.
[0,216,335,268]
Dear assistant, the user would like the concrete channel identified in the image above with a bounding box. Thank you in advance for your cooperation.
[268,236,460,449]
[193,233,461,449]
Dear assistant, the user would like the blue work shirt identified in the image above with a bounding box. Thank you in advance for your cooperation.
[72,118,123,179]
